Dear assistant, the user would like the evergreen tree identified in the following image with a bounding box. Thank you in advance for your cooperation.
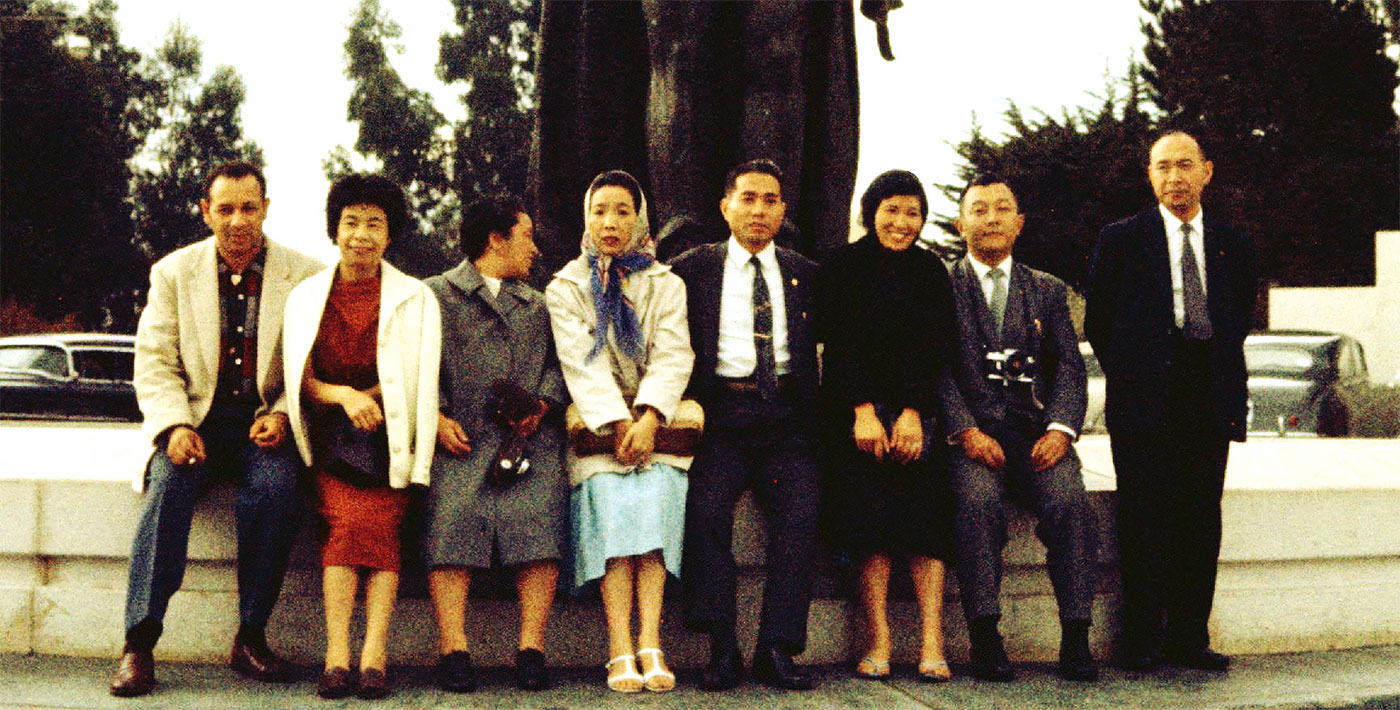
[329,0,539,277]
[936,74,1155,289]
[1142,0,1399,286]
[1,0,145,328]
[129,22,264,262]
[328,0,455,277]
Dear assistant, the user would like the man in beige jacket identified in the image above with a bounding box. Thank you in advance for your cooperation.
[110,161,323,698]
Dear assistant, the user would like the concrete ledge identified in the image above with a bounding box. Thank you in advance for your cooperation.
[2,422,1398,667]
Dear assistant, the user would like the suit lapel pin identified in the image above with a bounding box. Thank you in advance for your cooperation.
[790,278,798,286]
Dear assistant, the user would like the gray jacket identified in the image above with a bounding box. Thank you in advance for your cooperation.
[425,261,567,502]
[939,256,1087,437]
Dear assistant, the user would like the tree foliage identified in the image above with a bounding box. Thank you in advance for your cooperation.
[1,1,263,331]
[936,74,1155,289]
[130,23,264,261]
[1142,0,1399,286]
[329,0,538,277]
[944,0,1399,290]
[1,0,144,327]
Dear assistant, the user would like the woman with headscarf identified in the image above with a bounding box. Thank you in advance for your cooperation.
[815,170,958,682]
[282,174,441,700]
[544,170,694,693]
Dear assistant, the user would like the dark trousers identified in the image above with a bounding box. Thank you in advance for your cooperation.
[951,414,1100,625]
[682,386,820,653]
[1112,339,1229,655]
[123,411,303,647]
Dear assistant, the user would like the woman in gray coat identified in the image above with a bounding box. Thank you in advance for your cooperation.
[422,194,568,693]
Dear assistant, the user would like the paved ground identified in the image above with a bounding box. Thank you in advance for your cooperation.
[4,646,1399,709]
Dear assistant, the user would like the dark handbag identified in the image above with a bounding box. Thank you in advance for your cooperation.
[484,379,545,489]
[321,409,390,488]
[565,398,704,458]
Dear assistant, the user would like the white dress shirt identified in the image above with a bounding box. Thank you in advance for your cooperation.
[966,253,1077,439]
[968,253,1013,307]
[716,236,791,378]
[1158,204,1208,329]
[481,274,502,298]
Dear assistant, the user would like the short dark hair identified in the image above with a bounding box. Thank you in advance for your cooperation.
[586,170,644,213]
[460,193,527,262]
[958,173,1020,214]
[722,159,783,198]
[860,170,927,237]
[325,173,409,243]
[1150,129,1209,162]
[203,160,266,201]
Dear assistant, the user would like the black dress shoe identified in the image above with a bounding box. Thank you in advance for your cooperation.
[357,667,391,699]
[1116,651,1160,672]
[700,646,743,691]
[1164,647,1230,671]
[229,638,294,682]
[752,645,815,690]
[315,667,356,699]
[515,648,551,691]
[969,639,1015,682]
[1058,645,1099,682]
[437,651,476,693]
[109,646,155,697]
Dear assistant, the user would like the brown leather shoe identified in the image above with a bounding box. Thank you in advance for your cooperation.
[109,647,155,697]
[229,637,294,682]
[357,667,391,699]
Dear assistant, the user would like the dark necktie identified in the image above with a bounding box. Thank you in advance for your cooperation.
[750,255,779,399]
[988,266,1007,339]
[1180,223,1213,340]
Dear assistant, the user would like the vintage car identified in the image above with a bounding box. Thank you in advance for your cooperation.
[1079,341,1107,434]
[0,333,139,421]
[1244,330,1374,437]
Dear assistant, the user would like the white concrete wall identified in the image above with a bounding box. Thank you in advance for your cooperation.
[1269,230,1400,382]
[3,421,1399,667]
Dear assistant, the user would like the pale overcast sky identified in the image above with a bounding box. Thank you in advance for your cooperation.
[98,0,1148,262]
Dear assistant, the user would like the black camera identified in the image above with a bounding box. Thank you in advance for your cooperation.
[983,348,1037,384]
[983,348,1044,411]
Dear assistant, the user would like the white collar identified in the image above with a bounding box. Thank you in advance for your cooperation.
[968,253,1014,280]
[1158,204,1205,237]
[726,235,777,271]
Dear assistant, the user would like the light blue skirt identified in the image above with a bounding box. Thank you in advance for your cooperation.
[570,462,688,589]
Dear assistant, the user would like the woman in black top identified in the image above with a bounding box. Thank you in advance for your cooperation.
[816,170,958,682]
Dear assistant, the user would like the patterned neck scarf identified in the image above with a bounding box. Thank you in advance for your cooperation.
[579,178,655,362]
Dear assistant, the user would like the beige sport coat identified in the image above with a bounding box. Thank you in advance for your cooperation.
[132,236,324,491]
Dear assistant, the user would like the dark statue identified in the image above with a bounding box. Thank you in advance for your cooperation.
[528,0,901,274]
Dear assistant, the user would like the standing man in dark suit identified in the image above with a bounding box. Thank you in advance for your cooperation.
[1086,131,1257,672]
[670,159,821,691]
[939,176,1100,682]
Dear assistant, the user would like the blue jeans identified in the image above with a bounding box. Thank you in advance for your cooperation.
[123,414,303,645]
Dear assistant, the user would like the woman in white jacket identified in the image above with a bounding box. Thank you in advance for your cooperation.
[545,171,694,693]
[282,174,440,700]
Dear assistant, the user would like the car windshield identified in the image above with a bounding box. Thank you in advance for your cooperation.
[0,345,68,377]
[1246,346,1319,376]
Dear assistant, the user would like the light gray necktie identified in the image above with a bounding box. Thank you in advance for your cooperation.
[988,267,1007,338]
[1180,224,1213,340]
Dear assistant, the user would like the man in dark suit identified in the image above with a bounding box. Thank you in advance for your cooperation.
[1085,131,1257,672]
[670,159,821,691]
[939,176,1100,682]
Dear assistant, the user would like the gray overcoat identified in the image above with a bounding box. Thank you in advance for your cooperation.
[422,261,569,568]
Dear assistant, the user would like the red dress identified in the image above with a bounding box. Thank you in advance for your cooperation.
[311,273,409,571]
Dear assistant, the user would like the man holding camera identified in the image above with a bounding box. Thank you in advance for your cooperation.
[939,175,1099,682]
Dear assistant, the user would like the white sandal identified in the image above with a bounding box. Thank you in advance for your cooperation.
[637,647,676,692]
[605,654,644,693]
